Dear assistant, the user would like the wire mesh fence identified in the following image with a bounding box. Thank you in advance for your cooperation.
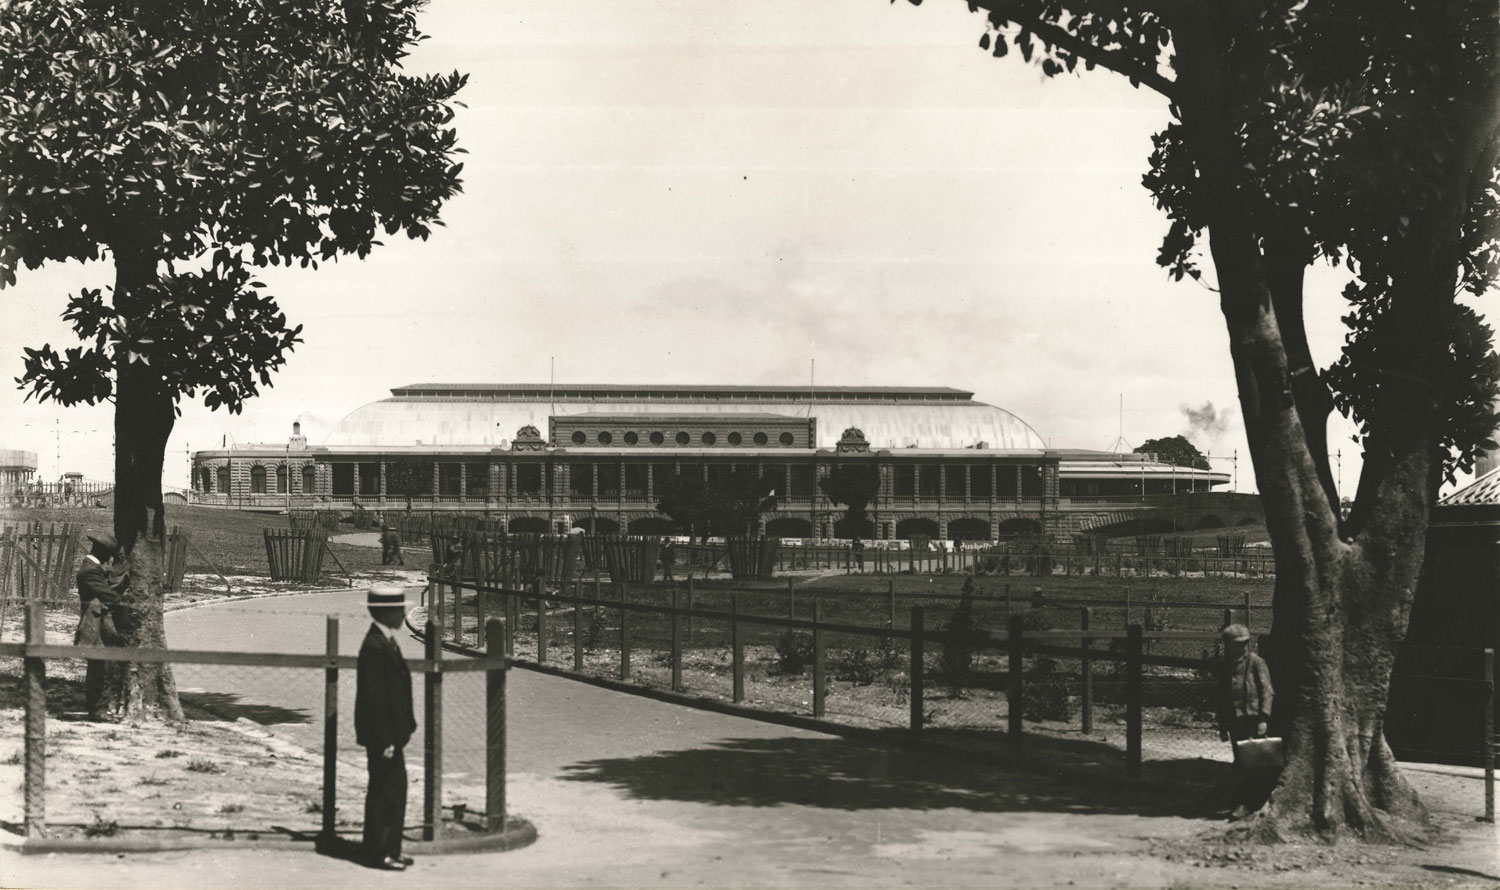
[1,600,513,844]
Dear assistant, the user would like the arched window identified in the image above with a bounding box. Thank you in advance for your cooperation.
[275,465,288,494]
[302,465,317,494]
[216,466,230,494]
[250,465,267,494]
[199,468,212,492]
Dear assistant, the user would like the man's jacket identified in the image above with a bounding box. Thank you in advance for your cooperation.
[355,624,416,750]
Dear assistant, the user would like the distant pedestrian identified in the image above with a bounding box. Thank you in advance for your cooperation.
[379,524,404,566]
[851,538,865,573]
[1217,623,1275,819]
[355,586,417,871]
[74,531,124,720]
[660,539,676,581]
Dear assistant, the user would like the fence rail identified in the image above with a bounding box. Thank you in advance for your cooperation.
[2,599,516,843]
[425,569,1496,819]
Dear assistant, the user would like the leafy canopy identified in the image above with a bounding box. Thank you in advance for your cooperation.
[1134,435,1210,471]
[947,0,1500,482]
[657,468,777,538]
[819,464,881,522]
[1,0,467,414]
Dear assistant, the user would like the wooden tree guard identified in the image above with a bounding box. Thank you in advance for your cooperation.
[578,535,604,573]
[263,528,328,583]
[725,537,780,579]
[600,535,659,584]
[510,534,580,582]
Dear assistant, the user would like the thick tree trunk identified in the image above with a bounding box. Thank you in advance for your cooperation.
[111,251,183,723]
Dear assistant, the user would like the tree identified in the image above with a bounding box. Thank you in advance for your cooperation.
[819,463,881,536]
[1134,435,1210,471]
[385,458,435,513]
[911,0,1500,840]
[656,468,777,540]
[2,0,466,720]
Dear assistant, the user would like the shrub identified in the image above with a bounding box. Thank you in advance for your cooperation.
[1022,656,1073,722]
[940,578,980,694]
[775,630,814,675]
[155,749,183,759]
[185,759,224,774]
[583,608,608,652]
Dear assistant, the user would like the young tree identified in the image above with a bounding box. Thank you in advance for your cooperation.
[385,458,435,514]
[1134,435,1210,471]
[819,463,881,536]
[1,0,466,720]
[910,0,1500,839]
[655,471,712,542]
[656,468,777,540]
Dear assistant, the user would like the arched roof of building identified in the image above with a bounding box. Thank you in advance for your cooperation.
[323,384,1048,451]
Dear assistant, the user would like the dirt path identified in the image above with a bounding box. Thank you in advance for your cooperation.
[3,590,1497,888]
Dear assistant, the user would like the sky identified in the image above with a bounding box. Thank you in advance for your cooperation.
[0,0,1483,496]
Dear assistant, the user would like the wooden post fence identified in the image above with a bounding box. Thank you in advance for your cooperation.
[812,596,825,718]
[910,605,924,733]
[321,616,339,843]
[486,618,507,832]
[423,613,443,841]
[24,598,45,838]
[619,581,631,681]
[573,578,585,671]
[1126,623,1143,778]
[671,589,684,693]
[1080,607,1093,735]
[731,592,744,703]
[534,577,547,664]
[1485,648,1495,824]
[1008,614,1024,754]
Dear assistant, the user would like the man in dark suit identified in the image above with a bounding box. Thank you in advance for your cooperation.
[75,531,123,719]
[355,586,417,871]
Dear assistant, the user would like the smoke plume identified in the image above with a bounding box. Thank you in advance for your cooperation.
[1181,401,1231,440]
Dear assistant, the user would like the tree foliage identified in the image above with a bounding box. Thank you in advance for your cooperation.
[1134,435,1210,471]
[818,463,881,527]
[911,0,1500,841]
[1,0,467,470]
[384,457,433,509]
[656,468,777,539]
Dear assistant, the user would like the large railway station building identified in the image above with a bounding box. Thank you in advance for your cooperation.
[189,383,1250,541]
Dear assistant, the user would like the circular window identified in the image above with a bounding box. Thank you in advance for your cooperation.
[727,432,742,446]
[675,431,690,446]
[598,431,613,445]
[754,432,768,446]
[779,432,795,446]
[701,431,717,446]
[571,431,586,445]
[624,431,639,445]
[651,431,665,445]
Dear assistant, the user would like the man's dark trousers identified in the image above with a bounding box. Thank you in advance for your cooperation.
[363,745,407,860]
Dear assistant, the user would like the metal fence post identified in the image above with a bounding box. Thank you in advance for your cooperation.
[503,586,515,657]
[423,614,444,842]
[813,596,825,718]
[534,577,547,664]
[322,616,339,842]
[1080,607,1093,735]
[910,605,925,733]
[1126,623,1143,778]
[486,618,507,832]
[1008,614,1024,754]
[731,592,744,703]
[1485,648,1494,823]
[24,598,46,838]
[619,581,631,681]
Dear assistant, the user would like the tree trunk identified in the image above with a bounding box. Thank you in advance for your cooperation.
[111,250,183,723]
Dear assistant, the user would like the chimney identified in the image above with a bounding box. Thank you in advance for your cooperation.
[289,420,307,451]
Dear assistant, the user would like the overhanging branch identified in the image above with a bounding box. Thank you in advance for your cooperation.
[963,1,1179,100]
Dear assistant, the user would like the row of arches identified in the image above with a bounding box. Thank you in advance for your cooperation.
[200,464,318,495]
[495,515,1053,540]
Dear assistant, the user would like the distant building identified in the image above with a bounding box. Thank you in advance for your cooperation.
[190,383,1247,540]
[0,449,38,503]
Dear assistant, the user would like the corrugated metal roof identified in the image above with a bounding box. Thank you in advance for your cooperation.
[1437,467,1500,506]
[390,383,974,400]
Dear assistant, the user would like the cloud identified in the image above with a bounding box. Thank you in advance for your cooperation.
[1180,401,1231,440]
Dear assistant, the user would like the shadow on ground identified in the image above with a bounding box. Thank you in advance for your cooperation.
[180,691,311,725]
[561,729,1228,819]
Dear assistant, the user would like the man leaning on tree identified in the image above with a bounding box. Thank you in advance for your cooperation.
[355,585,418,871]
[74,531,123,720]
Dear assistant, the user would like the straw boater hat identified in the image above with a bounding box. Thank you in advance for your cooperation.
[86,531,119,552]
[366,585,411,610]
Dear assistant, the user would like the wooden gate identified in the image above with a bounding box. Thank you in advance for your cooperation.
[1,522,80,604]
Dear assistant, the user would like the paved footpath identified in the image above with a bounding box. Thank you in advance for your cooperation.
[3,590,1495,889]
